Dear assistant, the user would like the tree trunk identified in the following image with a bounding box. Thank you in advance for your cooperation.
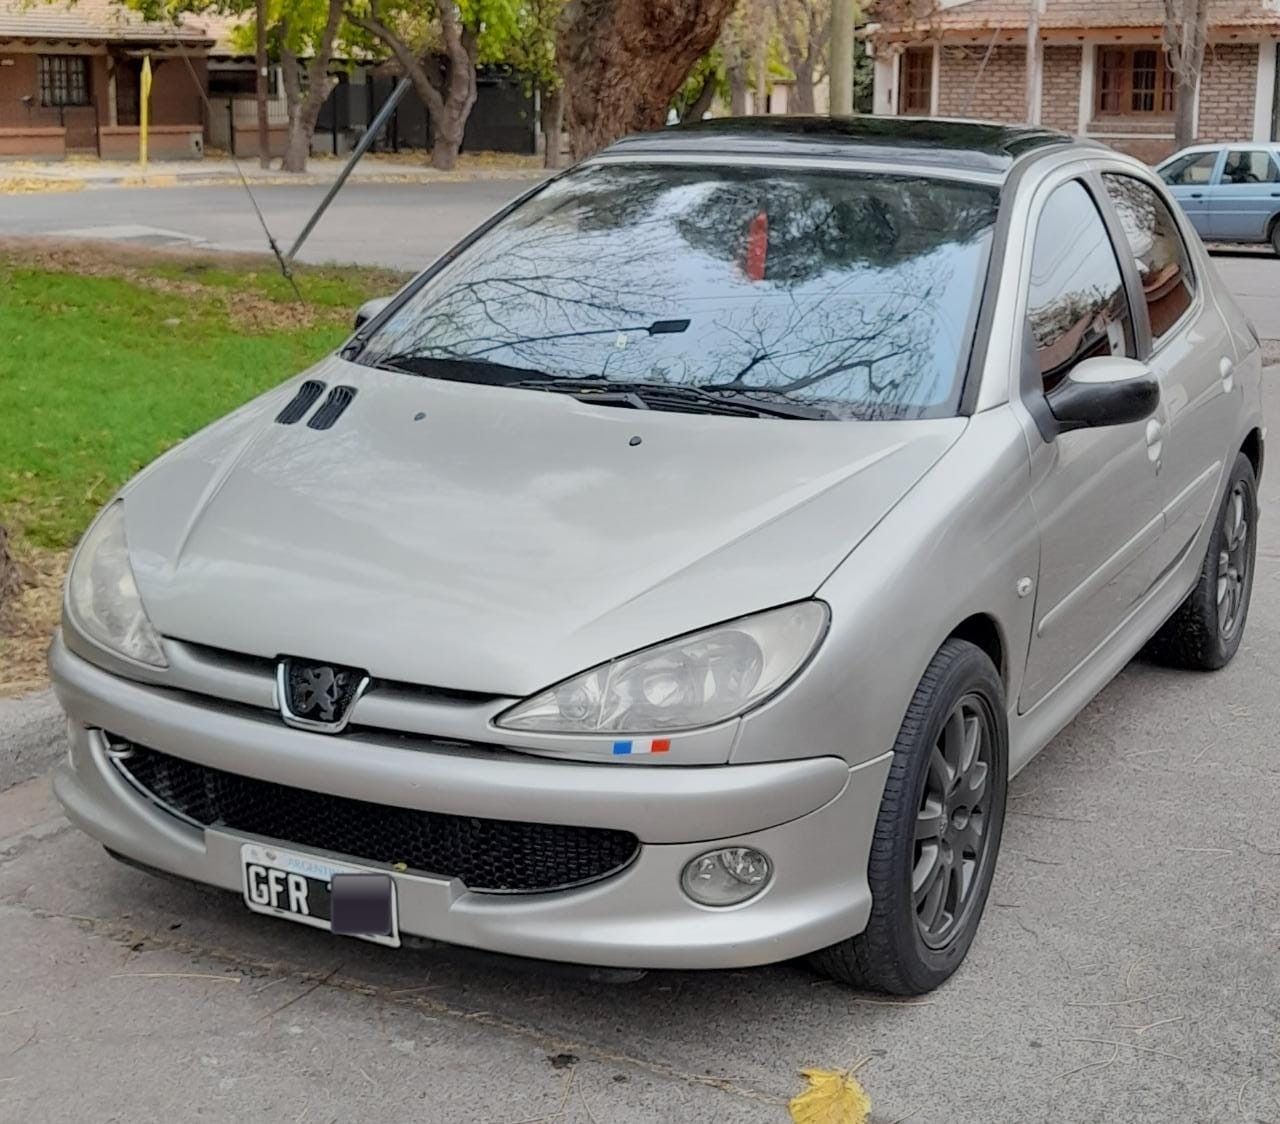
[680,72,717,122]
[791,58,815,114]
[1026,0,1044,124]
[350,1,477,172]
[254,0,271,168]
[281,0,344,173]
[829,0,854,114]
[540,84,565,168]
[727,63,748,115]
[1174,77,1198,148]
[556,0,737,158]
[1163,0,1209,149]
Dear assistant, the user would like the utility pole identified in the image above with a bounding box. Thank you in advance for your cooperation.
[1025,0,1045,124]
[830,0,855,115]
[255,0,271,168]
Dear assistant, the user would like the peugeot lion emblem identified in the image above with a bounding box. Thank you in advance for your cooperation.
[276,658,371,734]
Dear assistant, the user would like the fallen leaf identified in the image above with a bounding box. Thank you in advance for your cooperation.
[788,1067,872,1124]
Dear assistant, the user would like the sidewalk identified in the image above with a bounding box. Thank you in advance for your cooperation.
[0,151,547,190]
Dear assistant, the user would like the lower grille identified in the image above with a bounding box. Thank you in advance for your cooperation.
[111,744,639,893]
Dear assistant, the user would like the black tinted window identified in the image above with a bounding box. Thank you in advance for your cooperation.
[1027,180,1133,389]
[360,164,1000,420]
[1102,173,1195,345]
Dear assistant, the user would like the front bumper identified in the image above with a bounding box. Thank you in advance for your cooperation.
[50,635,891,970]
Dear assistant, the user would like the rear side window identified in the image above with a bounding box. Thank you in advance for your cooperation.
[1026,180,1133,390]
[1102,174,1196,346]
[1161,151,1217,185]
[1221,149,1280,184]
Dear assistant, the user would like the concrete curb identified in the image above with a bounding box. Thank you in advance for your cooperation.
[0,689,64,791]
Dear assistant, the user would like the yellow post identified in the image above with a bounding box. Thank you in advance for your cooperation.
[139,54,153,170]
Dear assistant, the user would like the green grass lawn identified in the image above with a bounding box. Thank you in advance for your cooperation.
[0,245,408,552]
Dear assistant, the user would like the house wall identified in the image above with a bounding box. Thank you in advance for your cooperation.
[1041,45,1081,132]
[99,124,203,159]
[1197,42,1259,143]
[879,33,1272,163]
[936,45,1024,120]
[147,56,206,127]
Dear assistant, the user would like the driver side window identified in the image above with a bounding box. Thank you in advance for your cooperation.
[1026,180,1134,392]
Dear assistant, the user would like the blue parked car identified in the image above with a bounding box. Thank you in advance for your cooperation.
[1158,144,1280,253]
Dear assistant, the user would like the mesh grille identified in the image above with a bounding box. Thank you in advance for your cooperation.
[113,745,639,893]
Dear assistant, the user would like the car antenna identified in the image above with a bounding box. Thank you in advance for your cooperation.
[165,24,302,300]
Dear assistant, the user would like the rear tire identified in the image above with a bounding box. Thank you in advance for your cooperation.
[809,639,1007,995]
[1271,220,1280,257]
[1144,452,1257,671]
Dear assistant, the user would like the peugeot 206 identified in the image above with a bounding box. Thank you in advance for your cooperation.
[50,119,1264,994]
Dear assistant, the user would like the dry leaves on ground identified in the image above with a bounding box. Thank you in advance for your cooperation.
[0,178,84,196]
[0,542,66,697]
[788,1067,872,1124]
[0,238,351,332]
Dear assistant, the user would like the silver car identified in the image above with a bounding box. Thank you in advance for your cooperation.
[1158,142,1280,253]
[51,119,1264,995]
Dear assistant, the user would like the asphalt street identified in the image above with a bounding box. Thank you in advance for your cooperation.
[1,184,1280,1121]
[0,179,543,272]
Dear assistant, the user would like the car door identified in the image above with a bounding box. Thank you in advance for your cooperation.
[1101,170,1236,568]
[1158,149,1221,238]
[1207,148,1280,242]
[1018,177,1167,712]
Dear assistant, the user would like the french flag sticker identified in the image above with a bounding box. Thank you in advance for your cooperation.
[612,738,671,756]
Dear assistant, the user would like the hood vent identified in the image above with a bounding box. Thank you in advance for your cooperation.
[275,380,326,425]
[307,385,359,431]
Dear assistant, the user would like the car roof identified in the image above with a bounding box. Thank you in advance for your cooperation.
[599,115,1094,177]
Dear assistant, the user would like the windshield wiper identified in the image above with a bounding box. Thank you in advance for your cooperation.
[369,354,558,385]
[509,378,834,421]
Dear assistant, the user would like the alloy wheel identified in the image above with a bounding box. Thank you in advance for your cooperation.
[912,695,996,949]
[1217,480,1250,640]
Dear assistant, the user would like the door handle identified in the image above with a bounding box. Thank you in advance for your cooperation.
[1145,418,1164,465]
[1190,192,1204,198]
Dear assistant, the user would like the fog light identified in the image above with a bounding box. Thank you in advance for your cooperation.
[680,847,772,906]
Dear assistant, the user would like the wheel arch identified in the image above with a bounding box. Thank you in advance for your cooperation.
[945,613,1007,689]
[1242,427,1265,483]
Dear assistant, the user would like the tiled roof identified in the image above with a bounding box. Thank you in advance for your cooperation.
[0,0,213,44]
[873,0,1280,34]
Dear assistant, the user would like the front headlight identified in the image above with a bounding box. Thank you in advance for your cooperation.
[66,501,166,667]
[496,601,828,734]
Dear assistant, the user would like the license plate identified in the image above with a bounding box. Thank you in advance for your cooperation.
[240,843,400,947]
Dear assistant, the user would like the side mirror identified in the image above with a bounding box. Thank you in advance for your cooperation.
[353,296,393,331]
[1046,356,1160,433]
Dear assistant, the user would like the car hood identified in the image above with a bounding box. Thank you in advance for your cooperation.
[124,356,965,695]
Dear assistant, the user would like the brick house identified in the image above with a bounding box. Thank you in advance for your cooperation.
[0,0,211,160]
[866,0,1280,162]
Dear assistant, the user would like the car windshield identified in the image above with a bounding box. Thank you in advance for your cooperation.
[357,163,1000,420]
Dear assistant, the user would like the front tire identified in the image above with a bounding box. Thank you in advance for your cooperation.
[1144,451,1257,670]
[810,639,1007,995]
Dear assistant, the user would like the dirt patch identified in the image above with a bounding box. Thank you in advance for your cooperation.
[0,177,85,196]
[0,237,379,333]
[0,543,66,698]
